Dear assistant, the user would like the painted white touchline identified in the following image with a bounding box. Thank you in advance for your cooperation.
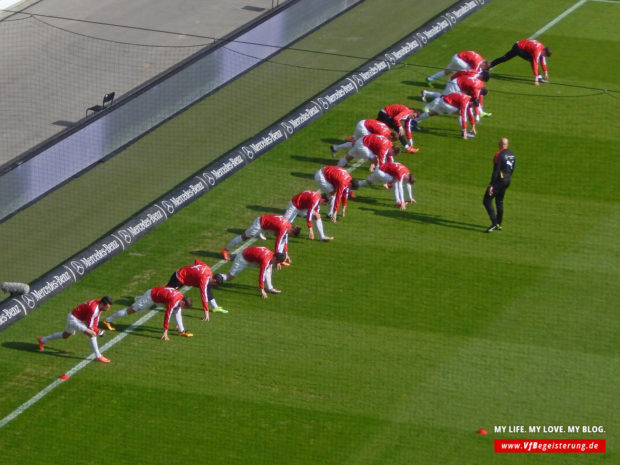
[530,0,589,39]
[1,158,367,429]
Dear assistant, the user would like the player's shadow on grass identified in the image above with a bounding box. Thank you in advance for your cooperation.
[290,155,328,165]
[359,206,482,231]
[107,322,165,339]
[190,249,224,260]
[350,194,380,205]
[401,79,428,88]
[489,73,533,84]
[245,205,282,214]
[114,295,136,306]
[3,341,85,360]
[290,171,315,180]
[215,282,260,297]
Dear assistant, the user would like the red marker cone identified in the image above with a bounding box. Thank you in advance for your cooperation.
[477,429,488,435]
[59,374,70,380]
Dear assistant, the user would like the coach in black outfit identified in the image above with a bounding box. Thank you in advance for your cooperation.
[483,137,516,232]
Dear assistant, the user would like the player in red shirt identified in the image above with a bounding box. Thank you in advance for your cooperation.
[329,119,395,156]
[413,92,478,139]
[283,190,333,241]
[426,50,490,85]
[215,246,286,299]
[376,104,420,153]
[422,69,491,120]
[38,296,113,363]
[357,162,416,209]
[165,258,227,321]
[221,214,300,264]
[336,134,401,170]
[314,165,359,222]
[102,286,193,340]
[490,39,551,85]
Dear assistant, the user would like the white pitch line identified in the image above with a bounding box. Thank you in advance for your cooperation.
[0,250,244,429]
[530,0,589,39]
[0,158,368,429]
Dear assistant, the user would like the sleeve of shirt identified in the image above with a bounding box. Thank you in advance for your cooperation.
[393,180,405,204]
[459,103,468,130]
[258,261,268,289]
[490,156,502,185]
[333,186,345,213]
[162,301,179,330]
[199,276,210,312]
[91,312,101,334]
[307,199,319,228]
[275,230,288,253]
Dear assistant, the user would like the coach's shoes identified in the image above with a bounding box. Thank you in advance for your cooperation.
[486,224,501,233]
[96,355,111,363]
[221,248,231,261]
[37,336,45,351]
[212,307,228,314]
[178,331,194,337]
[102,320,116,331]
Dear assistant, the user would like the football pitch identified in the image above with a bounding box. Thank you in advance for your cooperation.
[1,1,618,464]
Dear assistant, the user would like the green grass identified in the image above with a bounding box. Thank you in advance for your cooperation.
[1,0,619,464]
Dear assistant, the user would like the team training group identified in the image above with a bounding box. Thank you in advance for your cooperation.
[37,39,551,363]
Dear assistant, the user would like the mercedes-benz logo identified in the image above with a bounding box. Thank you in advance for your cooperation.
[352,74,364,87]
[71,260,85,276]
[281,121,294,135]
[118,229,132,244]
[161,200,175,214]
[417,33,428,45]
[203,171,216,186]
[384,54,396,67]
[445,13,456,24]
[317,97,329,110]
[241,146,254,160]
[22,293,35,309]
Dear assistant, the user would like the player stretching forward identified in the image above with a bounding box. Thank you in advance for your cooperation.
[376,104,420,153]
[314,165,359,222]
[221,214,300,263]
[335,134,401,170]
[102,286,193,340]
[490,39,551,85]
[330,119,395,156]
[358,162,416,209]
[425,50,490,86]
[283,190,333,241]
[38,296,113,363]
[166,258,228,321]
[215,246,286,299]
[413,92,478,140]
[422,69,491,120]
